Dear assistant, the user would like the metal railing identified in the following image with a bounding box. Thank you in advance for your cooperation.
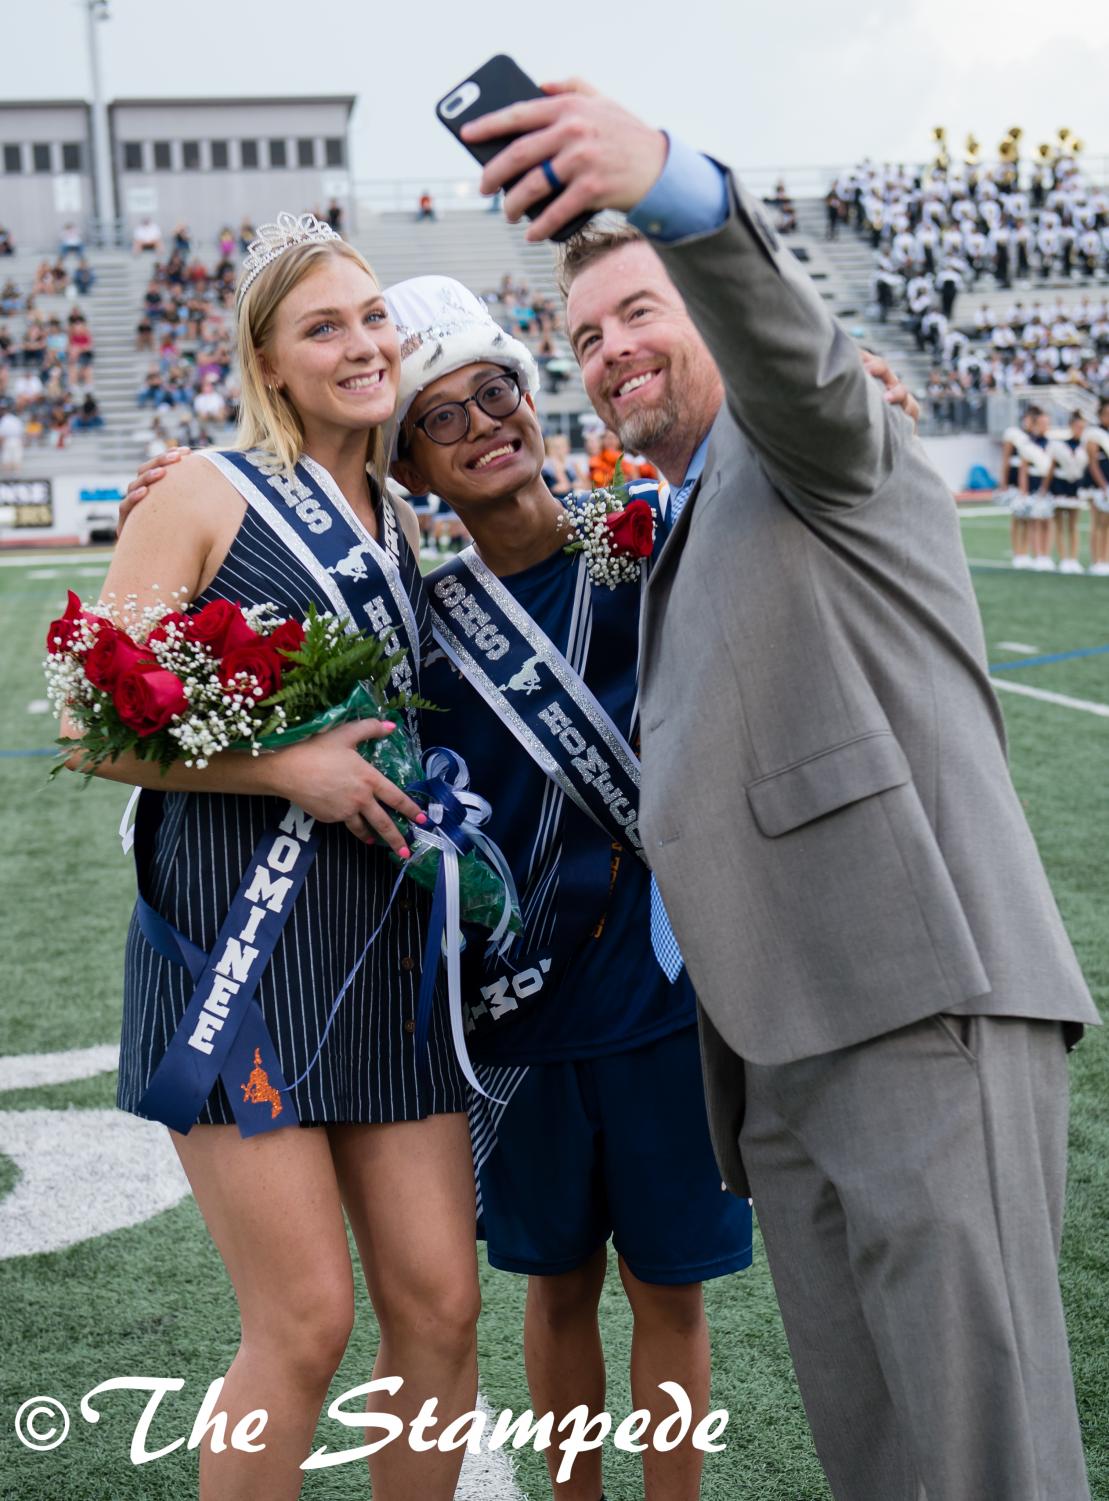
[348,157,1109,214]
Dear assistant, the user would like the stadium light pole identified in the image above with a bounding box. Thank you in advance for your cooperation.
[83,0,117,244]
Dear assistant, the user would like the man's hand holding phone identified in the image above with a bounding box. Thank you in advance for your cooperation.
[462,79,668,243]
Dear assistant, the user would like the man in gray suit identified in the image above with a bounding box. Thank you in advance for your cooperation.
[466,82,1099,1500]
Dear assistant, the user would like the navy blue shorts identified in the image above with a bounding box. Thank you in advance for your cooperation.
[478,1025,753,1285]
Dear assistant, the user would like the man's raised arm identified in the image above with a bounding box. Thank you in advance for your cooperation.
[629,146,901,507]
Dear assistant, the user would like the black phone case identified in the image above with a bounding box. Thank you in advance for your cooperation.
[436,55,594,243]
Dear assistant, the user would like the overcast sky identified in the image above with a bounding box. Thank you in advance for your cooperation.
[6,0,1109,185]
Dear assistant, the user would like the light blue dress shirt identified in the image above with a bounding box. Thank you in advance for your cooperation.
[627,134,730,242]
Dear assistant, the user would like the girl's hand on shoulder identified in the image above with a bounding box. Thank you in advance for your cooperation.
[117,447,191,535]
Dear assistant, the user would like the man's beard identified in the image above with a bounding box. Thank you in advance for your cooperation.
[613,388,680,454]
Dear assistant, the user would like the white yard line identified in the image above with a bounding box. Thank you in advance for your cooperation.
[26,699,50,715]
[957,506,1011,519]
[0,1108,191,1258]
[992,679,1109,717]
[0,552,111,568]
[455,1395,526,1500]
[0,1043,119,1092]
[996,642,1043,654]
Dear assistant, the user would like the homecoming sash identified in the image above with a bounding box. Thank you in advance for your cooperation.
[428,549,647,863]
[133,450,427,1135]
[136,801,315,1137]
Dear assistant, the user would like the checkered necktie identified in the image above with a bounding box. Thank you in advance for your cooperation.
[650,877,684,981]
[647,472,696,982]
[668,475,696,525]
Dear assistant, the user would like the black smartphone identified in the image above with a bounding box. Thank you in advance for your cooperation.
[436,55,594,243]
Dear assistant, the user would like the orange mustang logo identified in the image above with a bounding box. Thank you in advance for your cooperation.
[241,1048,283,1119]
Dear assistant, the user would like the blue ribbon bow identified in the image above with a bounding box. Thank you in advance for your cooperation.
[405,748,519,1103]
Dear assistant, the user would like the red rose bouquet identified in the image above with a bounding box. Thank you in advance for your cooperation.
[45,592,328,771]
[558,456,658,587]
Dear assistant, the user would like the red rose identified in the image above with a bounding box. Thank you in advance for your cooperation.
[113,667,188,737]
[84,627,154,691]
[604,498,655,559]
[185,599,258,656]
[45,590,97,656]
[146,611,191,648]
[218,641,284,700]
[265,618,306,658]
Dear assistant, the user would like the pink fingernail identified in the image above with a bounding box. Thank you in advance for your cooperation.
[415,813,429,825]
[399,846,412,860]
[381,720,396,732]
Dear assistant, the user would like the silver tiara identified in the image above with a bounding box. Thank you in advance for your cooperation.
[237,212,342,306]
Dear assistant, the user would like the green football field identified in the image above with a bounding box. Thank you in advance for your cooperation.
[0,508,1107,1500]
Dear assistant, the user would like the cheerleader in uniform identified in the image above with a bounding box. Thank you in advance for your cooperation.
[1000,411,1039,568]
[1041,413,1088,574]
[1021,411,1056,570]
[61,218,482,1501]
[1084,398,1109,575]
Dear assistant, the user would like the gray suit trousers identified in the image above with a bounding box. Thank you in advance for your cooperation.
[740,1015,1089,1501]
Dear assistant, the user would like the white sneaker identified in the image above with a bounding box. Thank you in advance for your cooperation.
[1012,554,1032,569]
[1033,556,1057,572]
[1059,559,1085,575]
[1089,562,1109,576]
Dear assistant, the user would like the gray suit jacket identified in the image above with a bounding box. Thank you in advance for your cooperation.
[638,173,1099,1192]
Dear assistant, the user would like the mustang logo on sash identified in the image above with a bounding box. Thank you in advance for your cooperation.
[500,654,543,695]
[242,1048,284,1120]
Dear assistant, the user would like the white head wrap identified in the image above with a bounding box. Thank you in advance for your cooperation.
[384,275,540,437]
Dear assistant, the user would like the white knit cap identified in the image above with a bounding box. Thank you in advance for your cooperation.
[384,275,540,433]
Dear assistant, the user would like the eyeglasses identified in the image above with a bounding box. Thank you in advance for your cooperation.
[410,370,522,446]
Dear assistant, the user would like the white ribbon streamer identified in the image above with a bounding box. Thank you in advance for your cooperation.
[119,786,141,855]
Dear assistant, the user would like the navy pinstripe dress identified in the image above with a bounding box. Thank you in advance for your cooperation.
[118,502,468,1126]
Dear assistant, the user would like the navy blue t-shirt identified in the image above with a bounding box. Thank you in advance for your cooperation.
[422,544,696,1065]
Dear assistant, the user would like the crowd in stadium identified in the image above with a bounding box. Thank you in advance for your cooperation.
[921,294,1109,429]
[133,228,240,447]
[832,151,1109,406]
[482,274,578,395]
[0,253,102,473]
